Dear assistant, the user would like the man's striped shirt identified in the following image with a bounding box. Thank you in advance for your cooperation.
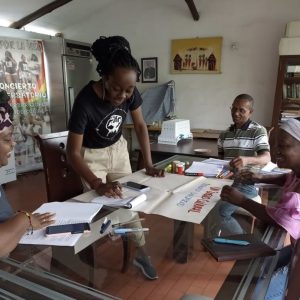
[217,120,270,160]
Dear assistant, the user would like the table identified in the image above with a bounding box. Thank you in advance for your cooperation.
[6,155,287,299]
[0,257,119,299]
[137,138,218,169]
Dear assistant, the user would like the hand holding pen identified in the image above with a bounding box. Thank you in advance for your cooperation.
[216,166,234,179]
[96,181,123,198]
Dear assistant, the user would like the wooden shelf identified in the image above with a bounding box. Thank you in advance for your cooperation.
[284,77,300,84]
[271,55,300,161]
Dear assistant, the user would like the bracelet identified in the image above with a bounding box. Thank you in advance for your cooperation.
[18,210,33,235]
[91,178,103,190]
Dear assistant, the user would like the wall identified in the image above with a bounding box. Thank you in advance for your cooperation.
[62,0,300,130]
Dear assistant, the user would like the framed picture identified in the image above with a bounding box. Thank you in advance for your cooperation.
[141,57,158,83]
[171,37,222,74]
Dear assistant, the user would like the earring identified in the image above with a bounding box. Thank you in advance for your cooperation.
[101,80,106,100]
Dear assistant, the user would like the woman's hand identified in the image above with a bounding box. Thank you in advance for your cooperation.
[95,181,123,198]
[236,170,263,184]
[220,185,247,206]
[31,212,55,230]
[229,156,249,170]
[145,166,165,177]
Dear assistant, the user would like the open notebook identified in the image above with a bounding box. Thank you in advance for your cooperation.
[19,202,103,246]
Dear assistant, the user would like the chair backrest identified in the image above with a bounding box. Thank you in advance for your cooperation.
[35,131,84,202]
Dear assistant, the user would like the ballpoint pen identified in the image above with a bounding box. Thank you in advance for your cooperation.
[112,218,145,228]
[213,237,250,246]
[100,218,111,234]
[113,228,149,235]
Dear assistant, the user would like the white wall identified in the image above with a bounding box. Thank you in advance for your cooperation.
[62,0,300,130]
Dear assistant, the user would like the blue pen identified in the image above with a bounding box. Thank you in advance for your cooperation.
[113,228,149,235]
[213,237,250,246]
[100,219,111,234]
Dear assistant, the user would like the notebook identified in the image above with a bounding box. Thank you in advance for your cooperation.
[201,234,276,262]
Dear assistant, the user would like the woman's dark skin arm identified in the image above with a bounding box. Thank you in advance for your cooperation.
[131,107,164,177]
[220,185,277,224]
[0,212,54,257]
[66,132,122,197]
[237,171,288,186]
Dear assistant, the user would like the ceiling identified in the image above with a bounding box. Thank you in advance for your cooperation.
[0,0,119,33]
[0,0,199,35]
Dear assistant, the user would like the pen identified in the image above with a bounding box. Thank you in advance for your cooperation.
[100,219,111,234]
[113,228,149,235]
[213,238,250,246]
[112,218,145,228]
[184,172,203,176]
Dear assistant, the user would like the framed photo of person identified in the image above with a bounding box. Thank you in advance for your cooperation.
[141,57,158,83]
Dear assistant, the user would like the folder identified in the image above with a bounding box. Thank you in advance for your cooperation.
[201,234,276,262]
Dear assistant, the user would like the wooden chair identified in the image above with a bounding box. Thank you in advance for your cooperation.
[35,131,130,286]
[35,131,83,202]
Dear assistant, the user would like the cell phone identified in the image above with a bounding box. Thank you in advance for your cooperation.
[122,181,150,192]
[45,223,90,236]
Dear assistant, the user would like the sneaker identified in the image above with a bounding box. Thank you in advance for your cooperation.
[133,256,158,280]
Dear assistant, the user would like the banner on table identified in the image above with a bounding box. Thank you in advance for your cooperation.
[0,37,51,173]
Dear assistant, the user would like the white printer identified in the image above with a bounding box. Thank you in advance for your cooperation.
[158,119,193,145]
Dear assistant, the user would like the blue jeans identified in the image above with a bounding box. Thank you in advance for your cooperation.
[206,181,258,237]
[251,246,292,300]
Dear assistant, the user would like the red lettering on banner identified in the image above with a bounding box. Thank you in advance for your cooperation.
[188,186,220,213]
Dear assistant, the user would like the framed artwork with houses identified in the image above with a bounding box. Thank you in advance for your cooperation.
[171,37,222,74]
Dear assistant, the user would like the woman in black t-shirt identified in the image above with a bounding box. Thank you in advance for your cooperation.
[67,36,163,280]
[67,36,163,197]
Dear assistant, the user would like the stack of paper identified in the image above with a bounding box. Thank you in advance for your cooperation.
[185,161,223,177]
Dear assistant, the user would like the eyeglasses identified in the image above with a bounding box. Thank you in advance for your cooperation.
[230,107,248,115]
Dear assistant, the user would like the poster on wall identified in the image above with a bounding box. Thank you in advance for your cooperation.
[171,37,222,74]
[0,37,51,173]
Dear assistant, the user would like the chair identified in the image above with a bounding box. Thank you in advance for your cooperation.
[35,131,83,202]
[35,131,130,286]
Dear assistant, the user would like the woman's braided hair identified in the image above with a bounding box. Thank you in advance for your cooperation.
[91,36,141,81]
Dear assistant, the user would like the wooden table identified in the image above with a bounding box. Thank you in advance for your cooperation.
[137,138,218,169]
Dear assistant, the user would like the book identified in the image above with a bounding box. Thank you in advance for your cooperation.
[201,234,276,262]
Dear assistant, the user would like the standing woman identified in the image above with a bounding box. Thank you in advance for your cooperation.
[67,36,163,197]
[67,36,163,280]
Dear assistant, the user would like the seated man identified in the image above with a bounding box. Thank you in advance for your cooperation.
[212,94,271,235]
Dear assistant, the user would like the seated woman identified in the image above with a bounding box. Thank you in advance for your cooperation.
[0,99,54,257]
[220,117,300,299]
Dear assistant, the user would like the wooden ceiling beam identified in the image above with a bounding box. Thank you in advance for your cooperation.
[185,0,200,21]
[9,0,73,29]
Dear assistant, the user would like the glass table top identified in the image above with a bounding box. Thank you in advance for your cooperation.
[5,155,287,300]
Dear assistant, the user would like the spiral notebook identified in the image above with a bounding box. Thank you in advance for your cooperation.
[201,234,276,262]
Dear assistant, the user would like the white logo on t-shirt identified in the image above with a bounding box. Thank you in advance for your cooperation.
[106,114,122,136]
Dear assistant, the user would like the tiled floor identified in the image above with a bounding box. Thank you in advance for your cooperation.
[4,171,234,300]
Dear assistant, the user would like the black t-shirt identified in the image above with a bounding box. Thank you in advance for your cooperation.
[68,81,142,148]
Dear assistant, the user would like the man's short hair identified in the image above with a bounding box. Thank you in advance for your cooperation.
[234,94,254,109]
